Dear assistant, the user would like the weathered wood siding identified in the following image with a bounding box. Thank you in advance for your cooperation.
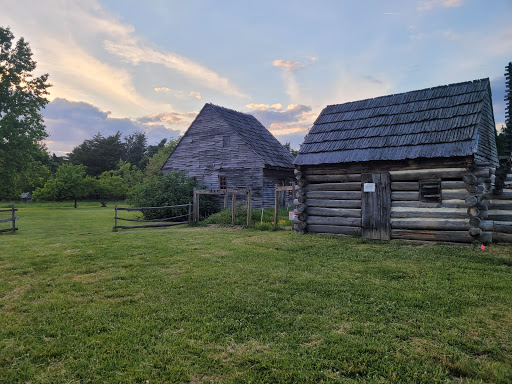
[262,168,295,208]
[162,106,265,207]
[295,157,511,243]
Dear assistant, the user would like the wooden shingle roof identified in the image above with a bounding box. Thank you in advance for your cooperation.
[207,104,295,169]
[295,78,498,166]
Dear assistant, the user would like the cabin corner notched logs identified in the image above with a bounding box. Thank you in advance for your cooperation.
[293,161,512,244]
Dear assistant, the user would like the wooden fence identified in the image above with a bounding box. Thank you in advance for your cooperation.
[194,188,251,226]
[114,203,192,229]
[0,205,19,233]
[274,185,295,228]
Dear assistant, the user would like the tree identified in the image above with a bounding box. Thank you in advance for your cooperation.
[123,132,147,169]
[0,27,50,198]
[284,142,299,157]
[33,164,87,208]
[67,132,125,176]
[86,173,127,207]
[496,125,507,157]
[143,137,180,180]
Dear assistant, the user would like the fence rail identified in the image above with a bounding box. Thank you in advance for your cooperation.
[114,203,192,229]
[0,205,19,233]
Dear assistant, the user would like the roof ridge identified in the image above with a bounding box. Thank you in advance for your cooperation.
[324,78,490,109]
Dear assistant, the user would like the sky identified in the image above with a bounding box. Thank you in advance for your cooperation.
[2,0,511,155]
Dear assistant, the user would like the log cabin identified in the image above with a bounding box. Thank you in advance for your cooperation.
[162,103,295,208]
[293,78,512,244]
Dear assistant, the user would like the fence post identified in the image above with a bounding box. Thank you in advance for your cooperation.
[188,202,192,224]
[193,188,197,223]
[274,189,279,228]
[231,193,236,225]
[11,204,15,232]
[114,204,118,229]
[246,189,251,227]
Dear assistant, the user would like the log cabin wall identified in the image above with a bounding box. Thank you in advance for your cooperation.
[294,157,512,243]
[484,161,512,243]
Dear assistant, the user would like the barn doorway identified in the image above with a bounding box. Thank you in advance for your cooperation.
[361,173,391,240]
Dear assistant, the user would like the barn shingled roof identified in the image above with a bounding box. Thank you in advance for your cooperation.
[294,78,498,166]
[208,104,295,168]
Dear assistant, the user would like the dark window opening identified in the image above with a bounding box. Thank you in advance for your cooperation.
[419,179,441,203]
[223,136,230,147]
[219,176,227,189]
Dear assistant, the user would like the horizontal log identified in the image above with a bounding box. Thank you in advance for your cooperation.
[305,174,361,183]
[296,188,306,196]
[293,220,307,230]
[391,191,419,201]
[307,199,361,208]
[118,204,191,211]
[442,181,466,189]
[307,207,361,218]
[391,229,474,243]
[389,168,466,181]
[467,206,481,217]
[297,213,308,221]
[307,216,361,227]
[469,217,481,226]
[391,219,471,231]
[486,201,512,210]
[474,231,492,244]
[493,232,512,243]
[0,227,18,233]
[494,223,512,234]
[293,224,306,235]
[465,196,480,206]
[486,214,512,222]
[487,191,512,200]
[0,208,18,212]
[295,204,307,214]
[392,200,467,208]
[297,195,307,203]
[294,168,301,176]
[306,182,361,191]
[442,190,469,200]
[473,168,492,178]
[391,182,419,191]
[307,191,361,200]
[390,208,467,219]
[466,185,484,194]
[307,225,360,235]
[0,217,18,223]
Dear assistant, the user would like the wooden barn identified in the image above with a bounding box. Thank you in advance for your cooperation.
[162,103,295,208]
[294,78,512,244]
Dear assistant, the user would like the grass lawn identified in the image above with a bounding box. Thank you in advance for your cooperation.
[0,204,511,383]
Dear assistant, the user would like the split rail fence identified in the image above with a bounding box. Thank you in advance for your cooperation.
[114,203,192,230]
[0,205,18,233]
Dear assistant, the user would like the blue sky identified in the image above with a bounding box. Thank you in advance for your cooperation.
[2,0,511,155]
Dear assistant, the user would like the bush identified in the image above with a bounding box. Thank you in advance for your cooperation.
[128,172,216,220]
[202,205,293,229]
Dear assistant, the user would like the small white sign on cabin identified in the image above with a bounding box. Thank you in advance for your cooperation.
[289,211,295,220]
[363,183,376,192]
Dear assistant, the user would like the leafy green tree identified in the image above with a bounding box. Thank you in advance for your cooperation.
[143,137,180,180]
[86,173,127,207]
[33,164,87,208]
[0,27,50,198]
[496,125,507,157]
[123,132,147,169]
[68,132,125,176]
[113,161,143,189]
[284,142,299,157]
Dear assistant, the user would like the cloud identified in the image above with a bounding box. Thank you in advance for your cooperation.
[42,98,183,155]
[154,87,202,100]
[418,0,464,11]
[443,30,460,40]
[104,39,247,98]
[137,112,197,126]
[189,91,202,100]
[154,87,171,93]
[246,103,315,149]
[272,60,304,72]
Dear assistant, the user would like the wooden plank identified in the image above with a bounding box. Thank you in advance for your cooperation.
[115,221,189,229]
[306,182,361,191]
[391,219,471,231]
[391,229,474,243]
[361,173,391,240]
[306,199,361,208]
[494,223,512,234]
[306,191,361,200]
[442,181,466,189]
[306,207,361,218]
[307,224,360,235]
[0,209,18,212]
[0,227,18,233]
[307,216,361,227]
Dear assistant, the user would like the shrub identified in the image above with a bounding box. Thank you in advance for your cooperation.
[128,172,216,220]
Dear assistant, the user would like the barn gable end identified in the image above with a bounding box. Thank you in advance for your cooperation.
[293,79,511,244]
[162,103,295,208]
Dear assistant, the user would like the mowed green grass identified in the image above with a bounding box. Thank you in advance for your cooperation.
[0,205,511,383]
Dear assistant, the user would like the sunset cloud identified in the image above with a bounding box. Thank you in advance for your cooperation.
[418,0,464,11]
[272,60,303,72]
